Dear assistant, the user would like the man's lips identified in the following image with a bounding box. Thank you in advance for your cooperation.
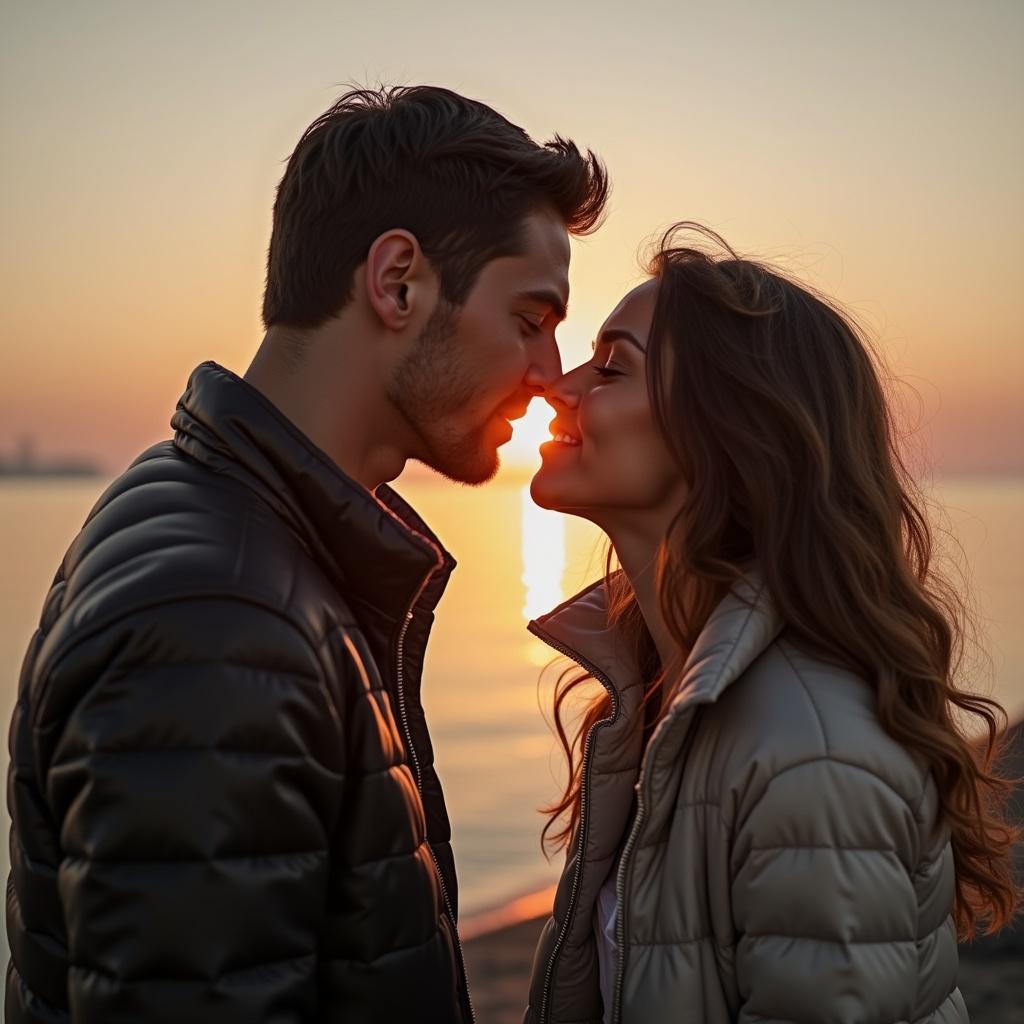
[500,404,530,422]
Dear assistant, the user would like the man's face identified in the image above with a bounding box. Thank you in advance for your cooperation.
[389,207,570,484]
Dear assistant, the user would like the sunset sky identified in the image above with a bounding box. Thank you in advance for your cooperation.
[2,1,1022,475]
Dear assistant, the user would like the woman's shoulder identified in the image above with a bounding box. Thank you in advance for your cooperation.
[701,634,932,814]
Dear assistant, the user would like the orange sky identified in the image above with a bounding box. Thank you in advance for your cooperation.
[2,1,1022,475]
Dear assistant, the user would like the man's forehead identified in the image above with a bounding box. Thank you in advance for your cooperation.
[520,205,569,258]
[476,210,571,308]
[526,208,571,256]
[519,209,570,280]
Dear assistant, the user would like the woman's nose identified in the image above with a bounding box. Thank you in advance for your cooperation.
[544,369,582,410]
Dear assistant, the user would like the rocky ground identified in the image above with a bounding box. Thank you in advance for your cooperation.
[465,918,1022,1023]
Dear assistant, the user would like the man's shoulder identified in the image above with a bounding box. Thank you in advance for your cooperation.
[45,441,340,660]
[17,443,355,742]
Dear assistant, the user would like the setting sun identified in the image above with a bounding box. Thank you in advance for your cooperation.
[502,397,554,470]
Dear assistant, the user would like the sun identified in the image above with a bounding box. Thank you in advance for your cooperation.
[501,398,553,471]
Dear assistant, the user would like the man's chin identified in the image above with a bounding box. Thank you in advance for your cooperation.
[419,446,501,487]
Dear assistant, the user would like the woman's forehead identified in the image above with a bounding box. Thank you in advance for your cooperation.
[601,278,659,336]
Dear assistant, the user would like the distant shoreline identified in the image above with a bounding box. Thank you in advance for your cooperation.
[461,885,556,942]
[0,470,102,480]
[1,465,1022,486]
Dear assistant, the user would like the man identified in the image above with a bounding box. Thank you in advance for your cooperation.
[6,85,607,1023]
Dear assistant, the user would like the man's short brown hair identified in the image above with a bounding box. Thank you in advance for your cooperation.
[262,85,609,329]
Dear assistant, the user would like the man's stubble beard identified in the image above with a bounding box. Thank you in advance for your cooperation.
[387,300,502,485]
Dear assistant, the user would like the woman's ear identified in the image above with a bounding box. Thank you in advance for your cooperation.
[364,229,433,330]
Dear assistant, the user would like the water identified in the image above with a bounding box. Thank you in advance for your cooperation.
[1,473,1021,949]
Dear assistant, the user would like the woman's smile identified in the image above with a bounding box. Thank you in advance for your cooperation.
[541,417,582,453]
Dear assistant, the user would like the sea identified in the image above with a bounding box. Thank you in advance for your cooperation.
[1,472,1021,967]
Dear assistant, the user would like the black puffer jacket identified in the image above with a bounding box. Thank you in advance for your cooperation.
[6,362,472,1023]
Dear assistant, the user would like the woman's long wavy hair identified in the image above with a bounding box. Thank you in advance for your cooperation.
[542,222,1019,939]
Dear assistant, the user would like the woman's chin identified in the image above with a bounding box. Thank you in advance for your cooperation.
[529,467,576,512]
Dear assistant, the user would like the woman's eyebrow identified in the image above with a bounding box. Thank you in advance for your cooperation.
[594,328,646,352]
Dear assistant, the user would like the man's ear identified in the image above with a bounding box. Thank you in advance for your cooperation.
[364,229,433,330]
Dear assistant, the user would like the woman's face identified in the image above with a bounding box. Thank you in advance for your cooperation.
[531,279,686,526]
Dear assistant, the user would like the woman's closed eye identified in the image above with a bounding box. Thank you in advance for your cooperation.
[518,314,544,336]
[592,364,623,379]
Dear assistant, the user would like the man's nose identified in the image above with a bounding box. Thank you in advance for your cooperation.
[523,334,564,394]
[542,367,581,411]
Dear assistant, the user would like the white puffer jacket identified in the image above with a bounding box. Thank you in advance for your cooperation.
[524,576,967,1024]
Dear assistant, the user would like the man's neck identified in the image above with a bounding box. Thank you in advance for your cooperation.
[243,328,410,493]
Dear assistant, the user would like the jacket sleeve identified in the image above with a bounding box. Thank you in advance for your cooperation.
[42,597,346,1024]
[729,756,925,1024]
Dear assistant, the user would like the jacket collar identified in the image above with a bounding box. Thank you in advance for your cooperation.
[530,572,784,716]
[171,361,456,628]
[528,576,646,696]
[666,575,784,715]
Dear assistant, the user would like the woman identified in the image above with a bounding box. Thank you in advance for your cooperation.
[523,224,1018,1024]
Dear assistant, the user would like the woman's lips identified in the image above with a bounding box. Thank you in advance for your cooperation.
[546,417,582,448]
[539,433,582,455]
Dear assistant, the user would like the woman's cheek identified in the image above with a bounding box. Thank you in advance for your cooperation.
[579,389,619,450]
[579,395,628,483]
[613,397,669,496]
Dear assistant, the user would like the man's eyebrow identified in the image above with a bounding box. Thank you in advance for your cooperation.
[594,328,646,352]
[516,289,568,322]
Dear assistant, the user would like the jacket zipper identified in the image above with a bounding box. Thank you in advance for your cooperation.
[610,765,645,1024]
[528,622,620,1024]
[611,704,702,1024]
[396,565,477,1024]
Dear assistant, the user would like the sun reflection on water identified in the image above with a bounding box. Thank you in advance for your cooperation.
[520,483,566,622]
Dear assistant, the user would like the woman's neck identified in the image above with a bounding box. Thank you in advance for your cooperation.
[606,525,684,682]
